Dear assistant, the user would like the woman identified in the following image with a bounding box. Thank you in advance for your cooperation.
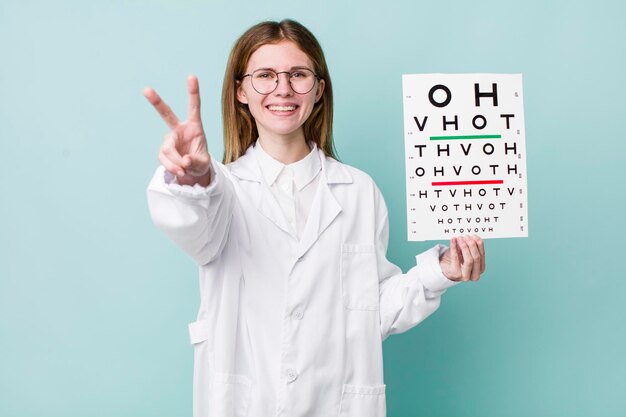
[145,19,485,417]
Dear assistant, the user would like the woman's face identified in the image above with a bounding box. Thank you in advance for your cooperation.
[237,40,325,144]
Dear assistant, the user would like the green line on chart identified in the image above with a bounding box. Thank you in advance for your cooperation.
[430,134,502,140]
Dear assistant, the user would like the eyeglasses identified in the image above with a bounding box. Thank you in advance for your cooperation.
[241,68,320,95]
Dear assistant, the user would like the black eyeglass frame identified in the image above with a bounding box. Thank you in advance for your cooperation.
[240,69,321,95]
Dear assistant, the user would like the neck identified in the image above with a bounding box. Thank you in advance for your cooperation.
[258,133,310,164]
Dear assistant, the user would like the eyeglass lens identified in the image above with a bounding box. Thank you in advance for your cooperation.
[251,69,316,95]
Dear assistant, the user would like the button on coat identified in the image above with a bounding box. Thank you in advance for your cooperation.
[292,308,304,320]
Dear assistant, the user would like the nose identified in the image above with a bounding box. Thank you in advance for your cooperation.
[273,72,294,96]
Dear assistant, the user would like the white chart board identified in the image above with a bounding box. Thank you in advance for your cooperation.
[402,74,528,241]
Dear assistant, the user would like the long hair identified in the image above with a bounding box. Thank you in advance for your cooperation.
[221,19,335,164]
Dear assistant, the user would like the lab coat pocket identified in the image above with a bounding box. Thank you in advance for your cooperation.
[338,384,386,417]
[189,320,252,417]
[207,372,252,417]
[341,244,379,311]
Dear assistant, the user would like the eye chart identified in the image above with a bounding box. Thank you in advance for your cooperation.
[402,74,528,241]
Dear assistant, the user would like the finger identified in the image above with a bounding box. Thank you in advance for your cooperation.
[449,237,459,270]
[187,75,202,122]
[464,236,482,281]
[159,133,185,177]
[160,154,185,178]
[181,155,190,168]
[144,87,180,129]
[474,235,486,273]
[161,132,184,164]
[457,237,475,281]
[442,237,462,281]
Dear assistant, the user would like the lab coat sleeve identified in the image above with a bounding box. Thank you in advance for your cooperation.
[146,157,236,265]
[376,187,458,341]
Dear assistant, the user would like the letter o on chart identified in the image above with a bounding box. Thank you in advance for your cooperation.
[472,115,487,130]
[428,84,452,108]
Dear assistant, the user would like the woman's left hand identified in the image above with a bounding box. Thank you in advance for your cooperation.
[439,235,486,282]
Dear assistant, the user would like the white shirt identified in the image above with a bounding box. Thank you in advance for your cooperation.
[254,140,321,240]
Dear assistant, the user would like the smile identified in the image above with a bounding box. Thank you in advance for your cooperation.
[267,105,297,112]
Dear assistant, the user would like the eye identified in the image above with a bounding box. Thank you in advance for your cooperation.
[291,71,308,79]
[254,71,276,79]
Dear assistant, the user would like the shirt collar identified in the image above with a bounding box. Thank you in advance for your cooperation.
[253,140,321,191]
[253,140,284,186]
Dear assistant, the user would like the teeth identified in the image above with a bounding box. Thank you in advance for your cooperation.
[268,105,296,112]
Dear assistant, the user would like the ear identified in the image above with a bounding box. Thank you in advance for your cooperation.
[314,79,325,103]
[236,82,248,104]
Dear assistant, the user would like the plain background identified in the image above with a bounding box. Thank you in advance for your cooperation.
[1,0,625,416]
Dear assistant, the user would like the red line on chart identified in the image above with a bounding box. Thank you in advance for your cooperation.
[431,180,504,186]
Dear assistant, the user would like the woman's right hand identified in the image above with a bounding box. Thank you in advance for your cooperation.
[144,75,212,187]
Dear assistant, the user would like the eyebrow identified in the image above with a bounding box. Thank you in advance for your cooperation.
[253,66,313,72]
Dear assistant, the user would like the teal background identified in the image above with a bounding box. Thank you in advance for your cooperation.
[1,0,625,415]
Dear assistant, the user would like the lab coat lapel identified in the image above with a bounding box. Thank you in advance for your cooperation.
[296,151,352,259]
[229,147,293,236]
[256,182,293,236]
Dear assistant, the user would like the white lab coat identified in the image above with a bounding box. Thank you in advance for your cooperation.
[147,144,456,417]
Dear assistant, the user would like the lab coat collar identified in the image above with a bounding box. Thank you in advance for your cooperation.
[252,141,285,186]
[229,143,353,185]
[253,140,322,191]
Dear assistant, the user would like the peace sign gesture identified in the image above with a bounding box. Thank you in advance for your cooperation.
[439,235,486,282]
[144,75,212,186]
